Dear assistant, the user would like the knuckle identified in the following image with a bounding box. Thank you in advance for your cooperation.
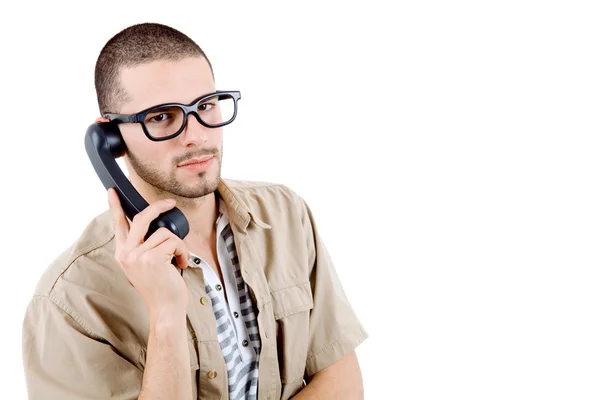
[116,252,129,266]
[156,227,173,237]
[124,254,136,267]
[115,252,124,263]
[166,238,181,253]
[139,252,152,265]
[150,202,165,213]
[180,241,189,253]
[161,236,175,248]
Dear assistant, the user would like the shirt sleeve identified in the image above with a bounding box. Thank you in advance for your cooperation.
[296,194,369,377]
[22,295,143,400]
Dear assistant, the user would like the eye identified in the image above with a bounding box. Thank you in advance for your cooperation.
[198,102,216,112]
[148,113,171,123]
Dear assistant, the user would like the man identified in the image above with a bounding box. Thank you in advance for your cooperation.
[22,22,367,399]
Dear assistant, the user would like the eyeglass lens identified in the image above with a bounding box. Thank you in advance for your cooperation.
[143,94,235,138]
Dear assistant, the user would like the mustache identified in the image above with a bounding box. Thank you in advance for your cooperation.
[174,148,219,165]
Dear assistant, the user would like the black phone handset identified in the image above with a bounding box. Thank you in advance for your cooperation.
[84,122,190,242]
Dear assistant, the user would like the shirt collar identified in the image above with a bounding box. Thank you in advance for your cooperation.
[216,178,271,232]
[215,191,228,227]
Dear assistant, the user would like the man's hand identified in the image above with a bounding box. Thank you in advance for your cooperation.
[108,188,193,400]
[108,188,190,320]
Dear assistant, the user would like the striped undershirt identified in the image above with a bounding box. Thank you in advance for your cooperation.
[188,198,261,399]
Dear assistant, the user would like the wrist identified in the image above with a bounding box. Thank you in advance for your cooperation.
[149,306,187,330]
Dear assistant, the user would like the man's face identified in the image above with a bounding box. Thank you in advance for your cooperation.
[116,57,222,199]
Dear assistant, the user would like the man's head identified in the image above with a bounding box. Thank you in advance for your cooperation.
[95,23,225,200]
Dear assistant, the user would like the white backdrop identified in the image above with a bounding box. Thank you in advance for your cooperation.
[1,1,599,399]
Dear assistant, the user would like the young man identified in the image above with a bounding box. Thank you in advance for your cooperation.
[22,23,367,400]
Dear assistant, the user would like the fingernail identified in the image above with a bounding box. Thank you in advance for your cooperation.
[166,199,176,204]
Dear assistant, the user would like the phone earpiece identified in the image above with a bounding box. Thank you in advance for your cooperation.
[85,121,190,241]
[97,122,127,158]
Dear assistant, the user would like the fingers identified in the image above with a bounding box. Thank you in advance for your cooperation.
[163,236,190,270]
[108,190,187,271]
[137,227,185,254]
[134,234,190,270]
[175,251,189,270]
[108,188,130,249]
[137,228,190,270]
[124,199,177,253]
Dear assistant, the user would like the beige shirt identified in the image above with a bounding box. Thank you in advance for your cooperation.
[22,179,368,399]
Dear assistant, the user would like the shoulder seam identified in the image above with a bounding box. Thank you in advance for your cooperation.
[49,230,116,294]
[32,294,105,341]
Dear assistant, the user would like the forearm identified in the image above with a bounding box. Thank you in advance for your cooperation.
[291,375,336,399]
[291,375,362,400]
[291,352,364,400]
[138,311,192,400]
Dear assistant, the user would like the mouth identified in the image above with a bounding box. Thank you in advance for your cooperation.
[177,155,215,168]
[177,155,215,172]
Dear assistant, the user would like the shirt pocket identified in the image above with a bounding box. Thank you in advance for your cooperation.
[270,281,314,392]
[271,281,314,320]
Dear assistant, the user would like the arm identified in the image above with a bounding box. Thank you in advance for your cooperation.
[292,351,364,400]
[22,191,193,399]
[139,311,191,400]
[109,189,192,399]
[22,295,144,400]
[290,192,368,399]
[22,296,191,400]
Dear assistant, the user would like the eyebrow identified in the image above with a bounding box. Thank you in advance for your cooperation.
[141,91,218,110]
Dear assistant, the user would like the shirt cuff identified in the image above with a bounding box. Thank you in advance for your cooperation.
[305,323,369,376]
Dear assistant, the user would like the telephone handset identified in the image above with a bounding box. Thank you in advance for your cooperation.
[84,122,190,242]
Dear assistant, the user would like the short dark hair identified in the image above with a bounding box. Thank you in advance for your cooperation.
[94,22,213,115]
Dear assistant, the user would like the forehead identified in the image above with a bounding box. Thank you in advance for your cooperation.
[118,57,215,113]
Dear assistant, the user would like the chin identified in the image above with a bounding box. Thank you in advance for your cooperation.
[179,174,220,198]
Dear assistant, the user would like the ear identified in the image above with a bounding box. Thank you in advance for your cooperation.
[95,116,110,123]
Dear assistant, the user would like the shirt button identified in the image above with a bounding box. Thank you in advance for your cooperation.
[207,370,218,379]
[215,284,222,291]
[242,340,249,347]
[200,297,209,305]
[233,311,239,318]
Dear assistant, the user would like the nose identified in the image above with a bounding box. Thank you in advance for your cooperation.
[179,113,208,146]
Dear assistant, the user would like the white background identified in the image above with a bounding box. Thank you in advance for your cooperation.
[1,1,599,399]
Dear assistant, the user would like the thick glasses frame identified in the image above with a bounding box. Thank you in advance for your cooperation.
[104,90,241,142]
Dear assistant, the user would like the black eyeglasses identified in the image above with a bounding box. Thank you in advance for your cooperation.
[105,91,241,142]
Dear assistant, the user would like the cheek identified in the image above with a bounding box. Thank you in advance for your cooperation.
[121,126,174,168]
[211,129,224,148]
[120,124,146,148]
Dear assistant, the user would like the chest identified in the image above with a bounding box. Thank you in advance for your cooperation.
[186,237,224,285]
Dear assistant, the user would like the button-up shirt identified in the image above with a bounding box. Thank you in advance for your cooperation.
[22,179,368,399]
[187,194,261,399]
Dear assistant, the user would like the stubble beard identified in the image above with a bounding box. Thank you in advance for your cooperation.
[128,148,222,199]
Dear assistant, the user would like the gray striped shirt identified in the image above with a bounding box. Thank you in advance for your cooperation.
[188,198,261,399]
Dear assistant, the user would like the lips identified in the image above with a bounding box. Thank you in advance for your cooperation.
[178,155,214,167]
